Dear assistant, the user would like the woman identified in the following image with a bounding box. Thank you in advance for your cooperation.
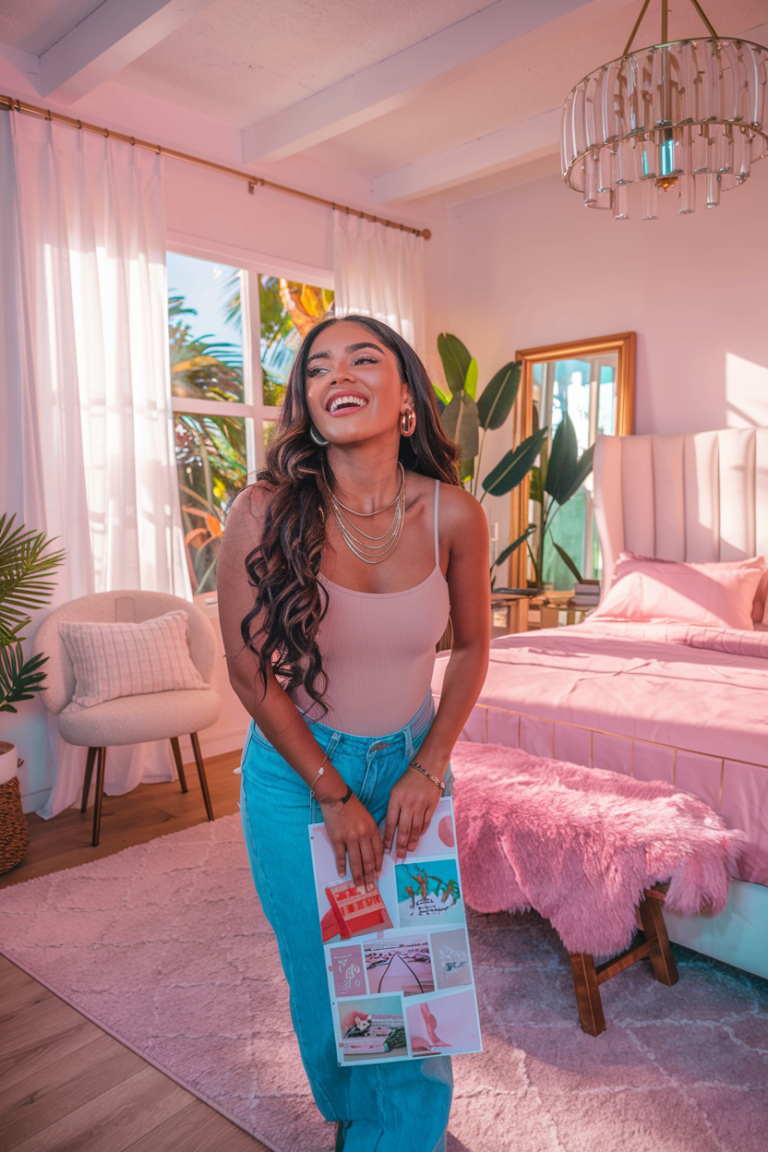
[217,315,490,1151]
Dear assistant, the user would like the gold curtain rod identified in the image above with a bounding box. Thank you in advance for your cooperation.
[0,92,431,240]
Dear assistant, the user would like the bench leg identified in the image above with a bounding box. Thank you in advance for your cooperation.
[169,736,189,794]
[569,952,606,1036]
[189,732,214,822]
[92,747,107,847]
[639,894,679,988]
[81,747,97,813]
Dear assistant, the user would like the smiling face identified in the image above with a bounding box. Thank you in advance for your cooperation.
[304,320,412,446]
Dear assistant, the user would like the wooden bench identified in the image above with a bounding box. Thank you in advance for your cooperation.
[568,884,678,1036]
[449,741,743,1037]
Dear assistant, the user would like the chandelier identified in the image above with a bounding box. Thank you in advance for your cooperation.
[561,0,768,218]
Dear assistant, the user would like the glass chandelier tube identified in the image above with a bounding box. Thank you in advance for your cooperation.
[614,181,630,219]
[642,177,658,219]
[706,171,721,207]
[562,26,768,220]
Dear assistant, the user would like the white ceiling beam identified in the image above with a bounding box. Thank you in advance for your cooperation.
[0,41,41,90]
[372,109,562,203]
[374,15,768,204]
[742,21,768,44]
[241,0,632,165]
[37,0,217,104]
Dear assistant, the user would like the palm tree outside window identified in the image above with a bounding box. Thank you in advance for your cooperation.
[167,250,333,594]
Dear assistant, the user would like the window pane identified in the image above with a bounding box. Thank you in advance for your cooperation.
[175,413,247,593]
[551,359,591,451]
[263,420,278,452]
[529,350,619,592]
[260,277,334,406]
[597,364,617,437]
[168,252,244,402]
[545,490,586,587]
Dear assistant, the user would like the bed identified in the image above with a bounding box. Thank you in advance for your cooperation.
[434,428,768,980]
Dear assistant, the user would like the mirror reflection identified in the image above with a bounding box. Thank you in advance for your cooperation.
[510,333,635,593]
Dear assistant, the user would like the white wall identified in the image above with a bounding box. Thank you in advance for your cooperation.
[444,166,768,569]
[161,158,449,372]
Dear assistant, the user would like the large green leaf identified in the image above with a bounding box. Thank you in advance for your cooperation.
[0,515,66,646]
[437,333,472,395]
[529,464,542,504]
[491,525,536,572]
[539,434,548,494]
[0,644,48,713]
[477,361,521,431]
[544,414,578,504]
[481,427,549,497]
[557,443,595,507]
[431,380,451,407]
[464,358,478,401]
[441,391,479,462]
[552,541,584,584]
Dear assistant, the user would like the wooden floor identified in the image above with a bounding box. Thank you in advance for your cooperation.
[0,753,272,1152]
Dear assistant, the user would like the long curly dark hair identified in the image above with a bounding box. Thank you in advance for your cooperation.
[240,314,461,712]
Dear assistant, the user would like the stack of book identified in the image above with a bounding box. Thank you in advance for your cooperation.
[572,580,601,608]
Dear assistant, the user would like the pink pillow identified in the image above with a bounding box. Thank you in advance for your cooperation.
[758,566,768,623]
[593,553,765,631]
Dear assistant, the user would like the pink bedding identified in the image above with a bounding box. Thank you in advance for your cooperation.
[432,621,768,887]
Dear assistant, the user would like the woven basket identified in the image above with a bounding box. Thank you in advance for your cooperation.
[0,742,29,874]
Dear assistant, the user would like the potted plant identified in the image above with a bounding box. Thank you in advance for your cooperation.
[433,333,548,586]
[0,514,65,873]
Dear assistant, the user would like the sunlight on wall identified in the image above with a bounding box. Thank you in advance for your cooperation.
[726,354,768,427]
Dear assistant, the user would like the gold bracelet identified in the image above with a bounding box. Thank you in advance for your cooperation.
[408,759,445,792]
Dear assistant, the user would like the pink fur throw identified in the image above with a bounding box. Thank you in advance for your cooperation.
[451,741,747,958]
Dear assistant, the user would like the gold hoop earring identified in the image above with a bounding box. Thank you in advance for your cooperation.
[400,410,416,437]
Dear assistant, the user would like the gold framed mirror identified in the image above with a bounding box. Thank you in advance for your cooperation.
[507,331,635,590]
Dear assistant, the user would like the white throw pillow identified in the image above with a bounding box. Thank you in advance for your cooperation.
[61,610,205,711]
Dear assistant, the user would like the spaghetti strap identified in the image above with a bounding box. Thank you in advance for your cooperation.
[434,479,440,567]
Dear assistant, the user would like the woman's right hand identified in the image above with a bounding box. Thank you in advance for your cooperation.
[319,791,384,892]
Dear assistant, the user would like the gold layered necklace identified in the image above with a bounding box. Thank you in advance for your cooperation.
[329,463,406,565]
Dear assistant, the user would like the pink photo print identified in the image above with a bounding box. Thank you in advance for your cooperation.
[406,989,481,1057]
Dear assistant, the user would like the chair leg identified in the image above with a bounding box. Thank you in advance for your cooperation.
[189,732,214,822]
[81,747,97,813]
[638,894,679,988]
[92,747,107,847]
[169,737,188,793]
[569,952,606,1037]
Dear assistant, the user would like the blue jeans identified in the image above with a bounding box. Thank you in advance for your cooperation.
[240,694,453,1152]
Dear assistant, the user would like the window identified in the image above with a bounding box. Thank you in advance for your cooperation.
[167,251,333,593]
[532,351,619,588]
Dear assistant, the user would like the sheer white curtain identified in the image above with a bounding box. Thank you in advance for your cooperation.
[333,212,426,356]
[0,110,190,817]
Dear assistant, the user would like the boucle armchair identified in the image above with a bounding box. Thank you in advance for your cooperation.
[34,591,220,846]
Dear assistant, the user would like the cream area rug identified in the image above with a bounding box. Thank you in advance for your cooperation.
[1,815,767,1152]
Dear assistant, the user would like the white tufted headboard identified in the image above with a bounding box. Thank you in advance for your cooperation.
[593,428,768,592]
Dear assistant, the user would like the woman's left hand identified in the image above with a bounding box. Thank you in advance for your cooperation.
[383,767,443,860]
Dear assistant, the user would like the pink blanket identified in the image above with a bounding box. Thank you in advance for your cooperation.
[433,621,768,887]
[580,619,768,659]
[451,741,747,958]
